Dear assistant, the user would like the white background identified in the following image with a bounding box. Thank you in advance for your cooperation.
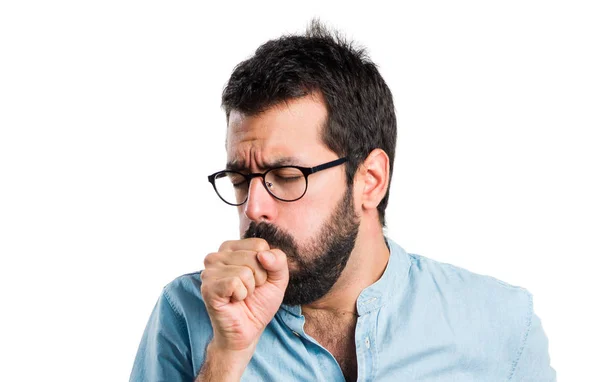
[1,1,598,381]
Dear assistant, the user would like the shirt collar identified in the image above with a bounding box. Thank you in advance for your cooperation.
[279,237,412,317]
[355,237,411,315]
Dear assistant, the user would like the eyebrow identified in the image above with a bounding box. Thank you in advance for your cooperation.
[226,157,301,172]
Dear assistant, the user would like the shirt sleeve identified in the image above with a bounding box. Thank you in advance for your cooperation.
[509,302,557,381]
[129,288,195,382]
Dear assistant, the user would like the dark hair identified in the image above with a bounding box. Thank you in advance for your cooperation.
[222,19,397,226]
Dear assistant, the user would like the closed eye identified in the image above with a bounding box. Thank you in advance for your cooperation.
[273,175,303,182]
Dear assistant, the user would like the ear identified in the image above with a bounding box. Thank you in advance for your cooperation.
[355,149,390,213]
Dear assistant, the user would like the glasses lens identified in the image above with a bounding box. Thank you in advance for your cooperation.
[214,171,248,205]
[265,167,307,201]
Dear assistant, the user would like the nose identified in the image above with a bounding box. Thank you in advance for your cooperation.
[243,176,277,223]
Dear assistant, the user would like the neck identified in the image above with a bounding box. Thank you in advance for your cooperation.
[301,223,390,318]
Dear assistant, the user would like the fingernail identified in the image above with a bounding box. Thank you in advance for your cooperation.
[260,251,275,264]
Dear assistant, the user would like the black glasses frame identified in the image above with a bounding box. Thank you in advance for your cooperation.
[208,157,348,206]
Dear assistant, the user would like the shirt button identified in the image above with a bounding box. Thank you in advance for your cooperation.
[365,337,370,349]
[292,331,300,337]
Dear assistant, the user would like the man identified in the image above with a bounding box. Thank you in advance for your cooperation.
[130,21,556,381]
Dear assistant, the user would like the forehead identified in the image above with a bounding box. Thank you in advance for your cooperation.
[226,95,331,168]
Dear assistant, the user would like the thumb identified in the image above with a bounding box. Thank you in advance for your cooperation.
[257,249,289,289]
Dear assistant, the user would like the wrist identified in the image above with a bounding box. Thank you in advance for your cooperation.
[196,340,256,382]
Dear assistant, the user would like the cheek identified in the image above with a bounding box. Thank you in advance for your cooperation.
[287,206,322,241]
[282,196,334,247]
[286,177,347,241]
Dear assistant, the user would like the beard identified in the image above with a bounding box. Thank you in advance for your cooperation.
[243,186,360,305]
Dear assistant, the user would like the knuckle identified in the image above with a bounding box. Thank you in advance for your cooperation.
[224,276,237,287]
[203,252,219,267]
[218,240,233,252]
[239,266,254,282]
[200,282,209,298]
[256,270,268,284]
[200,269,210,280]
[229,277,244,291]
[252,238,270,251]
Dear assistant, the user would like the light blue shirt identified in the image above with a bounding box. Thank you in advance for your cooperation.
[130,239,556,381]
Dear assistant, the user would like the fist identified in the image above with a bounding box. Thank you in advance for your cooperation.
[200,238,289,352]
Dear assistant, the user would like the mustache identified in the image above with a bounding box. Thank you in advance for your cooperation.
[243,222,300,261]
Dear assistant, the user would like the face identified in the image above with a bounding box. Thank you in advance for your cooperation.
[227,95,360,305]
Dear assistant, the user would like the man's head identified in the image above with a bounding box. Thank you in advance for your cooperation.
[219,20,396,304]
[222,20,397,226]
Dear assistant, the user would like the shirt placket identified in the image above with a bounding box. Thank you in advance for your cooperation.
[278,308,347,382]
[356,297,381,382]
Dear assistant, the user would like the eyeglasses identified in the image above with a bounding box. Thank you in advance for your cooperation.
[208,157,348,206]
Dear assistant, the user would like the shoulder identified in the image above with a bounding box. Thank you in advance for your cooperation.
[163,271,202,299]
[130,272,210,380]
[386,238,533,316]
[160,271,205,318]
[407,251,533,322]
[407,252,531,305]
[405,252,535,361]
[162,272,214,368]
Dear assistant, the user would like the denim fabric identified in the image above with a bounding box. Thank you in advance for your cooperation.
[130,238,555,381]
